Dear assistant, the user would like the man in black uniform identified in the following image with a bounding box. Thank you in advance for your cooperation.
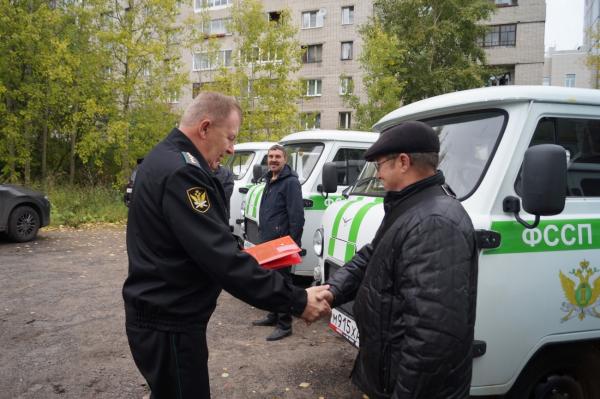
[319,121,478,399]
[252,145,304,341]
[123,91,331,399]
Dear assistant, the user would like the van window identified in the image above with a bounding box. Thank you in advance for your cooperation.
[224,151,255,180]
[284,142,324,184]
[352,111,506,198]
[331,148,366,185]
[528,117,600,197]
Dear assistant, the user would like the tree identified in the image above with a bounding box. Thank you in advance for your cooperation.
[346,0,494,129]
[196,0,303,142]
[97,0,187,182]
[586,24,600,89]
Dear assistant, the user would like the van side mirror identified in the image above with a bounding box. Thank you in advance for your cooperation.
[503,144,566,229]
[319,162,338,197]
[251,164,263,184]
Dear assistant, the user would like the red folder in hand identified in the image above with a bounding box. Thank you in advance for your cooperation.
[243,236,302,270]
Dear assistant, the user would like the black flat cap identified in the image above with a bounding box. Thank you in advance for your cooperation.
[364,121,440,161]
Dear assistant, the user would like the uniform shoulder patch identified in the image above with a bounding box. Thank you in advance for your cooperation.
[187,187,211,213]
[181,152,201,168]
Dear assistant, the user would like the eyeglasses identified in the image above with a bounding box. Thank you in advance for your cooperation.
[374,156,397,171]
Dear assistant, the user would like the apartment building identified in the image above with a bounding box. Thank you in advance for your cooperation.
[544,47,594,88]
[179,0,546,130]
[178,0,372,130]
[480,0,546,86]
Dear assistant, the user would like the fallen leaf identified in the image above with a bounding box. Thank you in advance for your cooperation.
[299,382,310,388]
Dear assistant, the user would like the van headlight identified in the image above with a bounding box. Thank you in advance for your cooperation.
[313,227,324,257]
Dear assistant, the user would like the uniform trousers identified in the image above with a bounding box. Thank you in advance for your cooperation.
[126,323,210,399]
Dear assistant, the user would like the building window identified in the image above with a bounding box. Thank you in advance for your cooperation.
[304,79,322,96]
[339,112,351,129]
[481,24,517,47]
[488,72,512,86]
[194,0,231,11]
[302,44,323,63]
[201,18,231,36]
[302,10,324,29]
[300,112,321,130]
[341,41,353,60]
[494,0,517,6]
[268,11,281,22]
[341,6,354,25]
[565,74,576,87]
[193,50,232,71]
[543,77,551,86]
[339,76,353,95]
[167,90,179,104]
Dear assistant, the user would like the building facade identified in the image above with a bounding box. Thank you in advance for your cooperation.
[179,0,546,130]
[544,47,594,88]
[584,0,599,88]
[480,0,546,86]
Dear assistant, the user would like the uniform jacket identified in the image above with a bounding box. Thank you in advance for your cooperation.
[258,164,304,247]
[327,171,478,399]
[122,129,307,331]
[213,165,234,215]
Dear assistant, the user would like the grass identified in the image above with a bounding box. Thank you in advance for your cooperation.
[46,185,128,227]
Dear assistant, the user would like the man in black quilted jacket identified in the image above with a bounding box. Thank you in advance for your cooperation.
[321,121,478,399]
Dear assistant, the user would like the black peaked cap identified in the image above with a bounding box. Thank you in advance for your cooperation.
[364,121,440,161]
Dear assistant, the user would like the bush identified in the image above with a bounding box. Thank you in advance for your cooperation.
[47,185,127,227]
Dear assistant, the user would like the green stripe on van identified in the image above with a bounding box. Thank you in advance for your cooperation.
[344,201,380,262]
[484,218,600,255]
[328,198,364,257]
[251,185,265,218]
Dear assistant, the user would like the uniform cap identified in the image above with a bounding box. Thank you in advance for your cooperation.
[364,121,440,161]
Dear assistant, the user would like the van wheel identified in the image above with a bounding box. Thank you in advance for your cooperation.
[7,205,40,242]
[506,346,600,399]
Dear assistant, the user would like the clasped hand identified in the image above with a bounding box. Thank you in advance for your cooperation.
[301,285,334,324]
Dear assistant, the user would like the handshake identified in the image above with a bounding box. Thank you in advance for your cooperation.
[300,285,334,323]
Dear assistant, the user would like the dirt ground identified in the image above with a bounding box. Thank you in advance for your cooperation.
[0,226,364,399]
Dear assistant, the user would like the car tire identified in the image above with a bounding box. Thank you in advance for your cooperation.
[7,205,41,242]
[505,345,600,399]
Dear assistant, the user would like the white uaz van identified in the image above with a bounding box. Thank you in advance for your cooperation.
[314,86,600,398]
[243,130,377,284]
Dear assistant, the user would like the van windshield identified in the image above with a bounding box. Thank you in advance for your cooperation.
[352,110,506,199]
[224,151,255,180]
[284,142,324,184]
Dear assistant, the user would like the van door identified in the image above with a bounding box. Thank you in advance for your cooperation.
[474,106,600,390]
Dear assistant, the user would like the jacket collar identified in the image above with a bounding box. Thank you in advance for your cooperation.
[384,170,445,212]
[265,164,295,182]
[167,128,211,171]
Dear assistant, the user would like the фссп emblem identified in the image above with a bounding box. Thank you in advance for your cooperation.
[187,187,210,213]
[559,260,600,322]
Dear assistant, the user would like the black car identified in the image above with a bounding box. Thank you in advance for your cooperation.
[0,184,51,242]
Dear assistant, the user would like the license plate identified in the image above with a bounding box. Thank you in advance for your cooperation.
[329,308,360,348]
[243,240,255,249]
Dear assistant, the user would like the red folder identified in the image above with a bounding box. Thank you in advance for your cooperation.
[243,236,302,270]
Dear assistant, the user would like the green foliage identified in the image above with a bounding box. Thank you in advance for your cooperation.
[346,0,494,128]
[195,0,303,141]
[47,184,127,227]
[0,0,185,187]
[586,24,600,89]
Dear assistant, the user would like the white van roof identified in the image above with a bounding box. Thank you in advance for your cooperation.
[374,86,600,132]
[234,142,275,151]
[280,130,378,144]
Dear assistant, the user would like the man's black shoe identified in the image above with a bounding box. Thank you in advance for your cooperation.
[252,316,277,326]
[266,328,292,341]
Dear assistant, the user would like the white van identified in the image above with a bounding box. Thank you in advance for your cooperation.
[314,86,600,398]
[242,130,377,283]
[223,142,274,240]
